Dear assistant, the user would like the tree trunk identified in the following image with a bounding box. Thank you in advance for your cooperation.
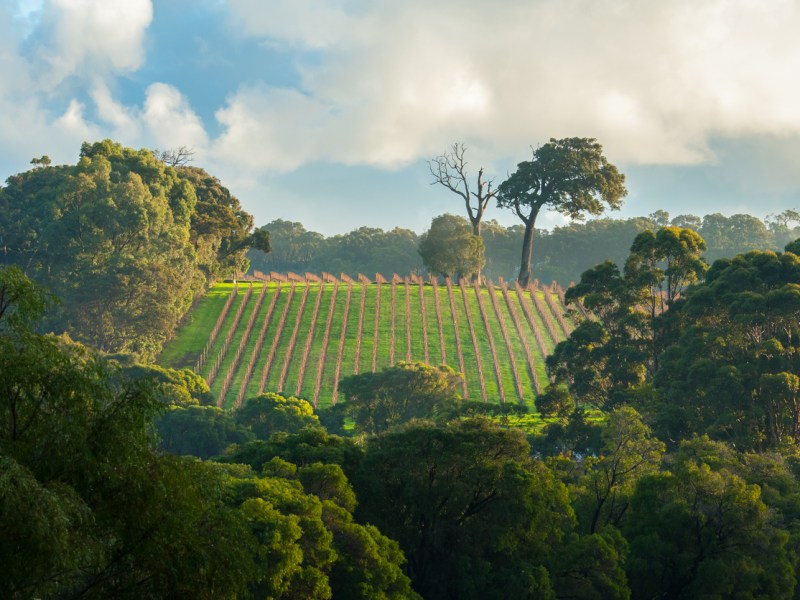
[472,220,483,284]
[518,219,535,287]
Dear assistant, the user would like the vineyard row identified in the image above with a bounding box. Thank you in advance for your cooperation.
[165,278,578,409]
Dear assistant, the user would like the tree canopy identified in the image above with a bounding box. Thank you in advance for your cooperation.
[497,137,627,286]
[0,140,264,360]
[418,213,484,280]
[339,361,464,435]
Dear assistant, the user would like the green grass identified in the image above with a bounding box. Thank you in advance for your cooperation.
[377,283,394,368]
[227,284,283,408]
[159,279,574,410]
[502,407,606,435]
[159,283,237,368]
[209,286,262,400]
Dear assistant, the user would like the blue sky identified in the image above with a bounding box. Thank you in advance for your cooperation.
[3,0,800,235]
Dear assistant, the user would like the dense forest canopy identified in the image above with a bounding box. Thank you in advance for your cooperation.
[0,140,268,360]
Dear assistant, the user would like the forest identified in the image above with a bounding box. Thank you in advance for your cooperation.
[248,210,800,287]
[5,140,800,599]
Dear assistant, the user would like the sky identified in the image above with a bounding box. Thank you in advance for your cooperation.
[3,0,800,235]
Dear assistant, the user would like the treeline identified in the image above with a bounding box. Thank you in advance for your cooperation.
[248,210,800,285]
[0,140,268,360]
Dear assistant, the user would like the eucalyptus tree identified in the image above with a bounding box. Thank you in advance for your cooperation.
[497,137,627,287]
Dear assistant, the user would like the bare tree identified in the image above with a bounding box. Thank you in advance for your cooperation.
[427,143,496,281]
[154,146,195,168]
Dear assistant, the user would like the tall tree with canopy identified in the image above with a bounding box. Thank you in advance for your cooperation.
[497,138,627,287]
[546,226,706,409]
[427,143,497,281]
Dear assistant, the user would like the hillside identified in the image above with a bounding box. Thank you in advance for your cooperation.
[160,275,577,409]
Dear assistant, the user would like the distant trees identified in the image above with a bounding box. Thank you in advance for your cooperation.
[497,137,628,287]
[699,212,773,262]
[250,219,325,273]
[418,214,484,279]
[248,221,421,277]
[247,209,796,288]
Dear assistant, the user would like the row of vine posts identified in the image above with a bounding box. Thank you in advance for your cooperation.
[207,271,584,408]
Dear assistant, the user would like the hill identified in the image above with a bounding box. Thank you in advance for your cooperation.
[160,275,577,409]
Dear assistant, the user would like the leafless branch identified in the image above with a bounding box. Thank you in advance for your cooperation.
[154,146,195,168]
[426,142,496,234]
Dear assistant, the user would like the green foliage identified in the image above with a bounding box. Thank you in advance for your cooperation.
[354,418,575,598]
[549,226,706,409]
[339,361,464,434]
[625,226,707,313]
[299,462,358,512]
[573,406,665,534]
[536,384,575,419]
[354,416,632,599]
[0,265,55,333]
[0,140,259,360]
[0,268,261,597]
[497,137,628,286]
[237,392,320,439]
[625,440,794,599]
[700,212,774,263]
[551,527,630,600]
[177,165,260,280]
[221,426,364,478]
[654,248,800,449]
[0,267,416,599]
[225,460,416,599]
[418,213,484,279]
[157,405,253,459]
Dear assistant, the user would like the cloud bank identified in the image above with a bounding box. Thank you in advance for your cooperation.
[3,0,800,233]
[221,0,800,170]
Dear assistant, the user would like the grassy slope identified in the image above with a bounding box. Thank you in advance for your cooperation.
[159,283,237,369]
[160,280,574,410]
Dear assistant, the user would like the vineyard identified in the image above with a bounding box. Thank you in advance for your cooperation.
[159,275,577,410]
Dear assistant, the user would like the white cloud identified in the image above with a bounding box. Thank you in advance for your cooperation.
[227,0,368,49]
[142,83,209,152]
[35,0,153,87]
[90,83,139,139]
[221,0,800,170]
[211,85,328,172]
[4,0,800,235]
